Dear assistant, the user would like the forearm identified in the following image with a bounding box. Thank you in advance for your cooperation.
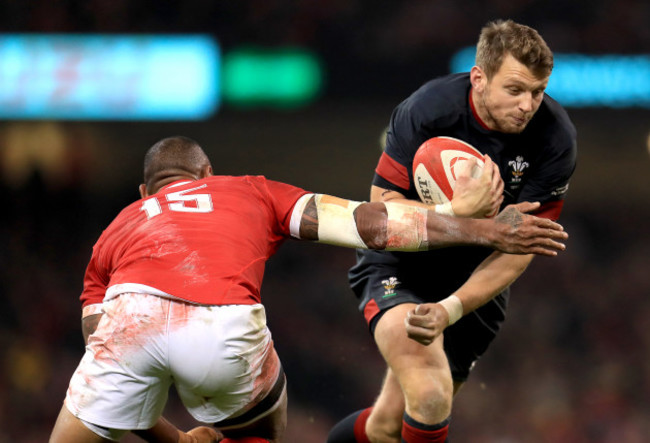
[370,185,454,215]
[453,251,534,315]
[82,313,103,344]
[297,194,565,255]
[299,195,497,251]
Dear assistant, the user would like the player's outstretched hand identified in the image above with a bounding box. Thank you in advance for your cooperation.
[405,303,448,345]
[452,155,504,218]
[491,202,568,256]
[183,426,224,442]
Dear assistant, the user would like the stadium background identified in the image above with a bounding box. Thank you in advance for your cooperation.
[1,2,649,442]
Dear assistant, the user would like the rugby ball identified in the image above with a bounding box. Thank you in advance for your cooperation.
[413,136,485,204]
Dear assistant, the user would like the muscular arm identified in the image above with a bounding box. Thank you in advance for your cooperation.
[404,251,535,346]
[455,251,534,314]
[296,194,567,256]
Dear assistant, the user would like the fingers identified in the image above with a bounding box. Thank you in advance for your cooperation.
[414,303,428,315]
[404,303,447,346]
[405,307,431,327]
[405,325,435,346]
[494,171,504,196]
[479,156,493,181]
[405,311,437,345]
[511,201,541,214]
[524,229,568,256]
[533,217,565,232]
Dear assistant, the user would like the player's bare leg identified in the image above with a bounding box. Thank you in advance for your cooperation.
[49,406,111,443]
[50,405,223,443]
[135,418,223,442]
[372,303,453,442]
[365,369,405,442]
[219,381,288,443]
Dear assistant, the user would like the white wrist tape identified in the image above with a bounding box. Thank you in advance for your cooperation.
[384,202,429,251]
[314,194,367,248]
[434,201,455,217]
[438,294,463,325]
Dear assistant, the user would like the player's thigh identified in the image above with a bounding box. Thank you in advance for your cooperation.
[217,379,288,442]
[374,304,453,413]
[169,303,284,428]
[50,402,113,443]
[374,303,449,372]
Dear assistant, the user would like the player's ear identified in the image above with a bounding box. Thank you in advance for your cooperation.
[200,164,213,179]
[470,66,486,93]
[139,183,149,199]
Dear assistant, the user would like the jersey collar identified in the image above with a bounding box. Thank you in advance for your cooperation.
[468,87,491,131]
[160,180,193,192]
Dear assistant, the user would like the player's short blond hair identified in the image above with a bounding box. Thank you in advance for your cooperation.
[475,19,554,80]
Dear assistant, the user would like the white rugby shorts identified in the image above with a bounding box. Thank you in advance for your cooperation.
[64,293,282,431]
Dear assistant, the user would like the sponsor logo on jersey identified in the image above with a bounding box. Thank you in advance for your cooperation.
[551,183,570,196]
[507,156,529,183]
[381,276,400,298]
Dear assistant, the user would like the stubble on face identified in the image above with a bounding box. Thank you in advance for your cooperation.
[476,54,549,134]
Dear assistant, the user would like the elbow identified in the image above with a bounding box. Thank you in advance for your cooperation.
[354,202,388,249]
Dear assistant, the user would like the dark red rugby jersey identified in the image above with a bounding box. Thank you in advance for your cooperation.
[81,175,309,307]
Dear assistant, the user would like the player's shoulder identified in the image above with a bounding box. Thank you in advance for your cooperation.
[416,72,470,99]
[537,94,577,147]
[201,174,270,191]
[400,73,470,117]
[211,174,307,200]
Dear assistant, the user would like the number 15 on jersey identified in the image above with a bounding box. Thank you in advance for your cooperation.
[140,184,214,219]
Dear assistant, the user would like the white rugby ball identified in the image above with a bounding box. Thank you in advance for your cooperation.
[413,136,485,205]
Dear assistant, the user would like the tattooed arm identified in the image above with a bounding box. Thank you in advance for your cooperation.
[296,195,567,256]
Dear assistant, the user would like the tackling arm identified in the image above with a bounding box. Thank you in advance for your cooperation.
[294,194,567,256]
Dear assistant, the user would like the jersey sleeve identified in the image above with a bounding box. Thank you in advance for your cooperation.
[520,133,577,221]
[260,178,311,235]
[80,244,110,308]
[372,80,459,196]
[372,98,427,194]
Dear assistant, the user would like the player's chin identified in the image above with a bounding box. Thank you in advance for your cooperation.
[500,123,527,134]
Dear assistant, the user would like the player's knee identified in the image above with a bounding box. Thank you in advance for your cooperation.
[404,381,453,422]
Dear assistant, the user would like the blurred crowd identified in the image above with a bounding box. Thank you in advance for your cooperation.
[1,1,650,442]
[1,0,649,99]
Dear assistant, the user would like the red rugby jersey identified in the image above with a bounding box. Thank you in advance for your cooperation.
[81,175,309,307]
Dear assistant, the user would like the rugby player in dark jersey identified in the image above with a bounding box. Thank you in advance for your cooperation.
[328,19,577,443]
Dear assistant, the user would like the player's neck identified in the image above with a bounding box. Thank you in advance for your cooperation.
[469,88,493,131]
